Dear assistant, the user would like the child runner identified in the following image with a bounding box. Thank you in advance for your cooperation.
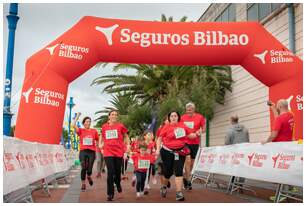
[131,144,151,198]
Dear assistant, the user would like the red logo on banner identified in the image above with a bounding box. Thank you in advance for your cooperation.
[272,153,295,169]
[219,154,230,165]
[4,152,16,172]
[208,153,217,164]
[231,153,244,165]
[25,154,35,168]
[16,152,26,169]
[55,152,64,162]
[248,153,267,167]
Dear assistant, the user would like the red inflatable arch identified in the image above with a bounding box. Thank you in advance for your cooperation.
[15,17,303,144]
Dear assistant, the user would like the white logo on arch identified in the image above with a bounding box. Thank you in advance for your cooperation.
[95,24,119,46]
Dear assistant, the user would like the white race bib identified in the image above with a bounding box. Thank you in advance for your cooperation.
[105,130,118,140]
[138,160,150,169]
[174,128,186,139]
[184,121,194,129]
[83,137,93,146]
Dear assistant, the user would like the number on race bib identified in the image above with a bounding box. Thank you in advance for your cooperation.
[83,137,93,146]
[138,160,150,169]
[105,130,118,140]
[174,128,186,139]
[184,121,194,129]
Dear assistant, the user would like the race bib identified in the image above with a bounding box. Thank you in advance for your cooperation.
[174,128,186,139]
[83,137,93,146]
[138,160,150,169]
[184,121,194,129]
[105,130,118,140]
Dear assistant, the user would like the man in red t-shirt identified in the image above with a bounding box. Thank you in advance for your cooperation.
[262,99,295,143]
[181,102,205,190]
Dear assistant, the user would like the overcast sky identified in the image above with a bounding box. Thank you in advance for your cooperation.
[3,3,209,126]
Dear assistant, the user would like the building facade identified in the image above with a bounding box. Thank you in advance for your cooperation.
[198,3,303,146]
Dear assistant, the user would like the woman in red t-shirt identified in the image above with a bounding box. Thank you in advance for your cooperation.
[73,112,99,192]
[99,110,130,201]
[156,111,197,201]
[143,130,157,188]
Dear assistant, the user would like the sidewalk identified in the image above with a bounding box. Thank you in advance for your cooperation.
[32,163,275,203]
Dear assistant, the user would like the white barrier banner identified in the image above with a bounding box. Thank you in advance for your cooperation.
[3,137,77,195]
[194,141,303,187]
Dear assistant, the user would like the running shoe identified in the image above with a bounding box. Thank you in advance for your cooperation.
[270,195,287,202]
[144,190,149,195]
[136,192,141,198]
[160,186,167,198]
[146,184,151,189]
[107,195,114,201]
[186,181,192,190]
[87,176,93,186]
[152,177,157,185]
[183,178,188,189]
[81,183,86,192]
[176,191,185,201]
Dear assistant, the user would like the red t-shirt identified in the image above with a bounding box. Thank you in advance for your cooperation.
[147,141,156,153]
[156,127,163,137]
[159,122,191,150]
[181,113,205,145]
[101,122,128,157]
[272,112,294,142]
[132,153,151,172]
[77,128,99,151]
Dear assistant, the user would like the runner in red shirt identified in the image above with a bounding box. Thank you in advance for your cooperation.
[181,102,205,190]
[73,112,99,192]
[156,111,197,201]
[143,131,157,188]
[156,116,170,188]
[131,144,151,198]
[99,110,130,201]
[262,99,295,143]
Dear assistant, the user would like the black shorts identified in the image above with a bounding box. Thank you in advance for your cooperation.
[187,144,199,159]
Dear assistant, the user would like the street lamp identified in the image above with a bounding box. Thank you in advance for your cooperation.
[66,97,75,149]
[3,3,19,136]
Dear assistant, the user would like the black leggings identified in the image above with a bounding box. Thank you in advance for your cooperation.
[160,147,186,179]
[135,171,146,192]
[104,157,123,196]
[79,149,96,181]
[121,156,129,175]
[148,163,156,181]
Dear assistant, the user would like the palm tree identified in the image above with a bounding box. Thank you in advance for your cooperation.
[94,92,137,127]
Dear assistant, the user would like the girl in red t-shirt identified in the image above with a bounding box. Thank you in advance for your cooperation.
[143,131,157,189]
[156,111,197,201]
[131,144,151,198]
[73,113,99,192]
[99,110,130,201]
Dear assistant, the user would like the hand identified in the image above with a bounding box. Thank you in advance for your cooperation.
[76,112,81,119]
[267,100,275,107]
[260,139,267,145]
[99,143,103,149]
[189,133,197,139]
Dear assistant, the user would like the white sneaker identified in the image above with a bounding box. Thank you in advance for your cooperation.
[140,191,144,196]
[136,192,141,197]
[146,184,151,189]
[152,178,157,185]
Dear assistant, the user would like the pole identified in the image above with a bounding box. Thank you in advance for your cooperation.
[67,97,75,149]
[3,3,19,135]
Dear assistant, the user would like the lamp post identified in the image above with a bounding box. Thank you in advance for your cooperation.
[3,3,19,135]
[66,97,75,149]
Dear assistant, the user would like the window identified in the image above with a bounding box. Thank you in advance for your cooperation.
[215,4,236,22]
[247,3,283,21]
